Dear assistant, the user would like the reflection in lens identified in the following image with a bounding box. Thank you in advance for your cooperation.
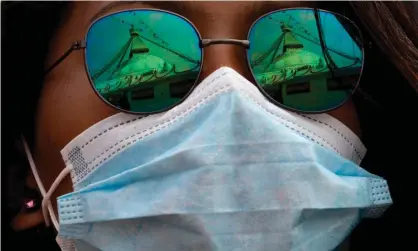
[86,10,202,113]
[248,9,363,112]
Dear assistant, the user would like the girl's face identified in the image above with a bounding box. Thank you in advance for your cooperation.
[33,1,361,209]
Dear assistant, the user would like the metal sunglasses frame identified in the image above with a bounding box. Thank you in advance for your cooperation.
[44,7,365,115]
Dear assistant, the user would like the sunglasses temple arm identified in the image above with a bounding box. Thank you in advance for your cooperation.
[43,40,86,76]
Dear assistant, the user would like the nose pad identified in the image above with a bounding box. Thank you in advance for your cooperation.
[198,44,254,83]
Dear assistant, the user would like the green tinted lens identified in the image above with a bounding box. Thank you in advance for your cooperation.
[248,9,363,112]
[86,10,202,113]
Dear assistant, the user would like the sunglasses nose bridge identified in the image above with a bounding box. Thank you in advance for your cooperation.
[198,39,254,83]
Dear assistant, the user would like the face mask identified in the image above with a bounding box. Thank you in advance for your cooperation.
[29,67,391,251]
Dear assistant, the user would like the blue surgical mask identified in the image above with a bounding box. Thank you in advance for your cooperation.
[33,67,391,251]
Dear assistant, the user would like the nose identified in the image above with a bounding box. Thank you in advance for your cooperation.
[197,42,254,83]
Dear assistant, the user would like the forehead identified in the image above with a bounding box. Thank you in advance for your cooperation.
[84,1,316,25]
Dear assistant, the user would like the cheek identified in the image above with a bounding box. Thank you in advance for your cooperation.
[31,1,120,201]
[34,49,118,196]
[36,1,119,154]
[327,99,362,139]
[37,53,117,151]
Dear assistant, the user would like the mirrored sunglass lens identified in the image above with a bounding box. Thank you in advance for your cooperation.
[248,9,363,112]
[86,10,202,113]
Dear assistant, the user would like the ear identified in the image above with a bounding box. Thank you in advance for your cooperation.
[11,172,46,232]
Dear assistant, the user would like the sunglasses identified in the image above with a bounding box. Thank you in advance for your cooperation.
[45,8,364,114]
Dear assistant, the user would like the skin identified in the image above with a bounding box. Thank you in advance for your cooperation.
[17,2,361,241]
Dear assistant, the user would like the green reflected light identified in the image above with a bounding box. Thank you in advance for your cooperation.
[86,10,202,113]
[248,9,363,112]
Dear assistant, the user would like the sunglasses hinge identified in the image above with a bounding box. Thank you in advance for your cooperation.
[72,40,87,50]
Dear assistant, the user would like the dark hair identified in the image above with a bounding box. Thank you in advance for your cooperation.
[2,1,417,249]
[351,1,418,90]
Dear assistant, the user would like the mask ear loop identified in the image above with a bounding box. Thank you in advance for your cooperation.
[41,166,71,228]
[21,135,71,231]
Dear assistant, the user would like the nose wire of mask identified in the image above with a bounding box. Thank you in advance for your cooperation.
[21,135,60,230]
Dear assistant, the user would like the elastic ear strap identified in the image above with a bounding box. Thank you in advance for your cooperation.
[42,165,72,229]
[21,135,65,231]
[56,236,77,251]
[21,135,46,195]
